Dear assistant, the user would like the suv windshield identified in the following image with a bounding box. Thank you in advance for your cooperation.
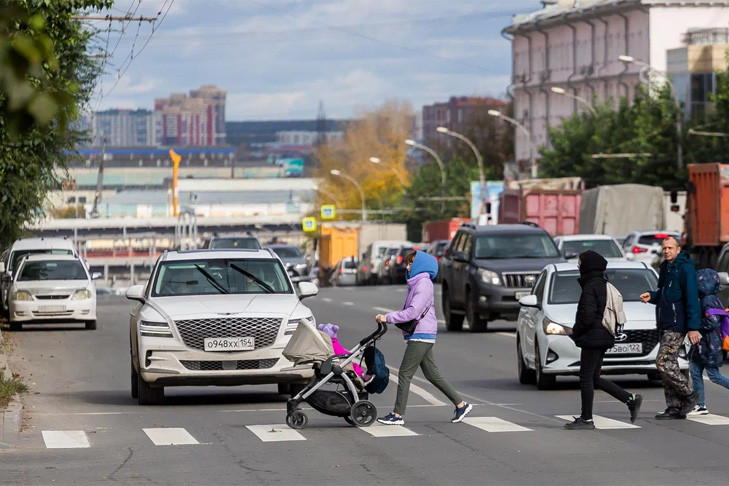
[209,237,261,249]
[475,234,559,259]
[11,249,73,272]
[153,259,292,296]
[548,268,658,304]
[18,260,87,281]
[269,246,302,259]
[563,240,622,258]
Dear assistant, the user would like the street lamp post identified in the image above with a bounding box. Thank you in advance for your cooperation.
[436,126,486,215]
[330,169,366,221]
[487,110,538,178]
[619,55,683,170]
[369,157,407,188]
[311,184,341,207]
[550,86,598,117]
[406,139,446,211]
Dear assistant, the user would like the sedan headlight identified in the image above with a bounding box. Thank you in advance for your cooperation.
[543,318,571,335]
[139,319,173,338]
[477,269,501,285]
[13,290,33,301]
[72,289,92,300]
[295,263,308,271]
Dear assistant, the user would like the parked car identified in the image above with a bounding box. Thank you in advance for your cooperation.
[553,234,626,261]
[379,246,400,285]
[440,223,565,332]
[331,256,358,286]
[357,240,410,285]
[387,245,415,284]
[621,230,680,267]
[265,244,311,283]
[1,237,77,319]
[201,233,262,250]
[6,254,98,331]
[426,240,450,261]
[516,261,688,389]
[125,248,318,405]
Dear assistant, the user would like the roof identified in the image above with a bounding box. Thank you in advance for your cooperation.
[162,249,277,261]
[557,234,618,241]
[11,238,76,251]
[462,224,547,235]
[21,254,80,262]
[551,261,651,272]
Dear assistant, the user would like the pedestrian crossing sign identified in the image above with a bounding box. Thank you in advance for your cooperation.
[321,205,335,219]
[302,217,317,232]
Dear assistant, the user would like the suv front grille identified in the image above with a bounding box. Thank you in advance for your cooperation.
[174,317,282,351]
[181,358,278,371]
[502,272,540,289]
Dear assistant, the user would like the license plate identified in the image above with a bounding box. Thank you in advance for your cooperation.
[204,337,254,351]
[515,291,530,300]
[38,305,65,312]
[606,342,642,354]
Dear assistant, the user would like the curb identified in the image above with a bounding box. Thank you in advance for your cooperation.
[0,328,22,449]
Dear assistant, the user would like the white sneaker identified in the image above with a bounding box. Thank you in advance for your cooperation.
[687,405,709,416]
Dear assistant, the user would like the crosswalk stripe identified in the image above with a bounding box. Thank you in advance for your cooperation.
[463,417,532,433]
[374,307,394,313]
[143,428,199,445]
[360,423,418,437]
[246,424,306,442]
[555,415,639,429]
[321,297,332,302]
[685,413,729,425]
[42,430,90,448]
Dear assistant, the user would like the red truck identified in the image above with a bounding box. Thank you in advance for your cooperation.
[687,163,729,267]
[498,188,581,236]
[422,218,471,243]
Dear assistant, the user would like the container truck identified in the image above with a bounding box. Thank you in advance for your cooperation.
[498,188,581,236]
[687,163,729,267]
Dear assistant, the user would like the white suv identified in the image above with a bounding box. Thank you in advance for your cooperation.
[126,248,318,405]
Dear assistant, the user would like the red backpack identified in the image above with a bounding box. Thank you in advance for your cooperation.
[705,308,729,352]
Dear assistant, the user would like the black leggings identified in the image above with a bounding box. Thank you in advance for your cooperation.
[579,347,631,420]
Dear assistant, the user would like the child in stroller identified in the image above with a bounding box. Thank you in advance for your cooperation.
[282,319,388,429]
[318,323,375,385]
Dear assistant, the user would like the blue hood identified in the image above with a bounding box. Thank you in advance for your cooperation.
[697,268,720,298]
[408,250,438,280]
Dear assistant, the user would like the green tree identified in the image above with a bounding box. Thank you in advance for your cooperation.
[0,0,110,248]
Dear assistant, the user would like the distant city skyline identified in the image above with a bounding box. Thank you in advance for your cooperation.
[89,0,536,120]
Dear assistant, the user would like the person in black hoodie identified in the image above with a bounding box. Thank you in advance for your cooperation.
[564,250,643,430]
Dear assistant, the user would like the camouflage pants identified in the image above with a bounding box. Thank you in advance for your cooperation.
[656,330,692,409]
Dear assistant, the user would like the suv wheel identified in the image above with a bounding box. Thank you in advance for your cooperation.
[131,361,139,399]
[137,372,164,405]
[442,284,463,331]
[535,343,556,390]
[517,335,535,385]
[466,291,487,332]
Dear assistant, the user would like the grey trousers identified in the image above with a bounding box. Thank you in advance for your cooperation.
[394,341,462,416]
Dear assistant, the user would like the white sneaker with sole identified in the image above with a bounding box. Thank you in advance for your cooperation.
[687,405,709,416]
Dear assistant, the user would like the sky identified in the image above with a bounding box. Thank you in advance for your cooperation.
[88,0,538,121]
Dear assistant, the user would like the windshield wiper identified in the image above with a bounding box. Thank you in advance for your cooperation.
[193,265,230,294]
[230,263,275,294]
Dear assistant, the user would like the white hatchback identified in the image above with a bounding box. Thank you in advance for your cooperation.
[126,249,318,405]
[6,254,97,330]
[516,261,689,389]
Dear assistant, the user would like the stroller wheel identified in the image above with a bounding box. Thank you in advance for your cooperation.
[350,400,377,427]
[344,416,356,427]
[286,410,308,429]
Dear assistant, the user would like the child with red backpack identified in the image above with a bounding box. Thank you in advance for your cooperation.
[688,268,729,415]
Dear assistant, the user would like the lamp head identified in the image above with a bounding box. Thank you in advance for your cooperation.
[330,169,341,176]
[487,110,502,117]
[369,157,381,164]
[550,87,566,94]
[618,55,634,63]
[405,139,415,146]
[436,126,449,133]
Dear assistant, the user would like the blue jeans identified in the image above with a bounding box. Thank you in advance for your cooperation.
[690,361,729,407]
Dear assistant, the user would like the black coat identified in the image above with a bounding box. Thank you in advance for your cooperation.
[571,252,615,350]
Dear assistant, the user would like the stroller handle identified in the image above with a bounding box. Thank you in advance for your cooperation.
[358,320,387,346]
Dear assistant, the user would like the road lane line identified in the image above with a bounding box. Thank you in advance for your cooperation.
[144,428,199,445]
[321,297,332,302]
[555,415,639,429]
[246,424,306,442]
[496,332,515,338]
[387,365,447,406]
[342,301,354,306]
[42,431,90,448]
[685,414,729,425]
[463,417,532,433]
[360,423,418,437]
[374,307,395,313]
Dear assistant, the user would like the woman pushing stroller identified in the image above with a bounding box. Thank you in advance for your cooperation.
[375,250,473,425]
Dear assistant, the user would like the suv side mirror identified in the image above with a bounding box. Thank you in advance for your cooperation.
[519,295,538,307]
[298,281,318,299]
[125,285,146,303]
[2,273,12,283]
[719,272,729,286]
[563,250,578,260]
[452,250,467,262]
[91,272,102,280]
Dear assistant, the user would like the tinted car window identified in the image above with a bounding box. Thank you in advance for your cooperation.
[10,249,73,272]
[548,269,658,305]
[269,246,302,258]
[209,237,261,249]
[18,260,87,281]
[475,234,559,259]
[343,260,357,269]
[562,240,623,258]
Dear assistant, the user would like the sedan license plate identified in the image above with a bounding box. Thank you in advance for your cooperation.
[39,305,65,312]
[204,337,254,351]
[606,343,642,354]
[514,291,530,300]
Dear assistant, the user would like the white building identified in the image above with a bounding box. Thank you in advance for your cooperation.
[88,109,160,147]
[504,0,729,171]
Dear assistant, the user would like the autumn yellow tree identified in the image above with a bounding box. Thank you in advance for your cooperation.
[314,100,414,220]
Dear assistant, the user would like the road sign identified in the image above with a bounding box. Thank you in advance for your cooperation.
[321,205,335,219]
[302,217,317,232]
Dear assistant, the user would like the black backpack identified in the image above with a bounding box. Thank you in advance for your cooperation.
[362,345,389,394]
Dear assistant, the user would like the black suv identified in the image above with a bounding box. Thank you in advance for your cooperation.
[201,234,262,250]
[439,223,565,332]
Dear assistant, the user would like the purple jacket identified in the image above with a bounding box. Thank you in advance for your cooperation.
[386,272,438,342]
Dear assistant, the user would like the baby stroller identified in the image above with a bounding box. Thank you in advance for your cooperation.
[282,319,387,429]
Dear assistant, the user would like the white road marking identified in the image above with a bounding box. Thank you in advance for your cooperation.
[463,417,532,433]
[143,428,199,446]
[496,332,515,338]
[42,430,90,449]
[246,424,306,442]
[321,297,332,302]
[556,415,639,429]
[374,307,395,313]
[342,301,354,306]
[387,365,447,406]
[361,423,418,437]
[686,413,729,425]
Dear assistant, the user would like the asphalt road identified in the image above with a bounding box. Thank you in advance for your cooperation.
[2,285,729,485]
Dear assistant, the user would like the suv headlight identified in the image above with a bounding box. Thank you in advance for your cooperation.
[13,290,32,301]
[72,289,92,300]
[285,315,315,335]
[477,269,501,285]
[543,318,571,335]
[140,319,173,338]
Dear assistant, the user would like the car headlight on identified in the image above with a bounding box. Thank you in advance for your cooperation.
[139,319,173,338]
[13,290,33,301]
[543,318,571,335]
[477,269,501,285]
[72,289,92,300]
[295,263,308,271]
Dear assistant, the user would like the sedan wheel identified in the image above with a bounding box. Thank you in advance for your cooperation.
[517,335,535,385]
[442,285,463,332]
[535,343,556,390]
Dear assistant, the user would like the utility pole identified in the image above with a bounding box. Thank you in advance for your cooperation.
[89,136,107,219]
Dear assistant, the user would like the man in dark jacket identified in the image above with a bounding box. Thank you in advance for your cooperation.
[640,236,701,420]
[565,250,642,430]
